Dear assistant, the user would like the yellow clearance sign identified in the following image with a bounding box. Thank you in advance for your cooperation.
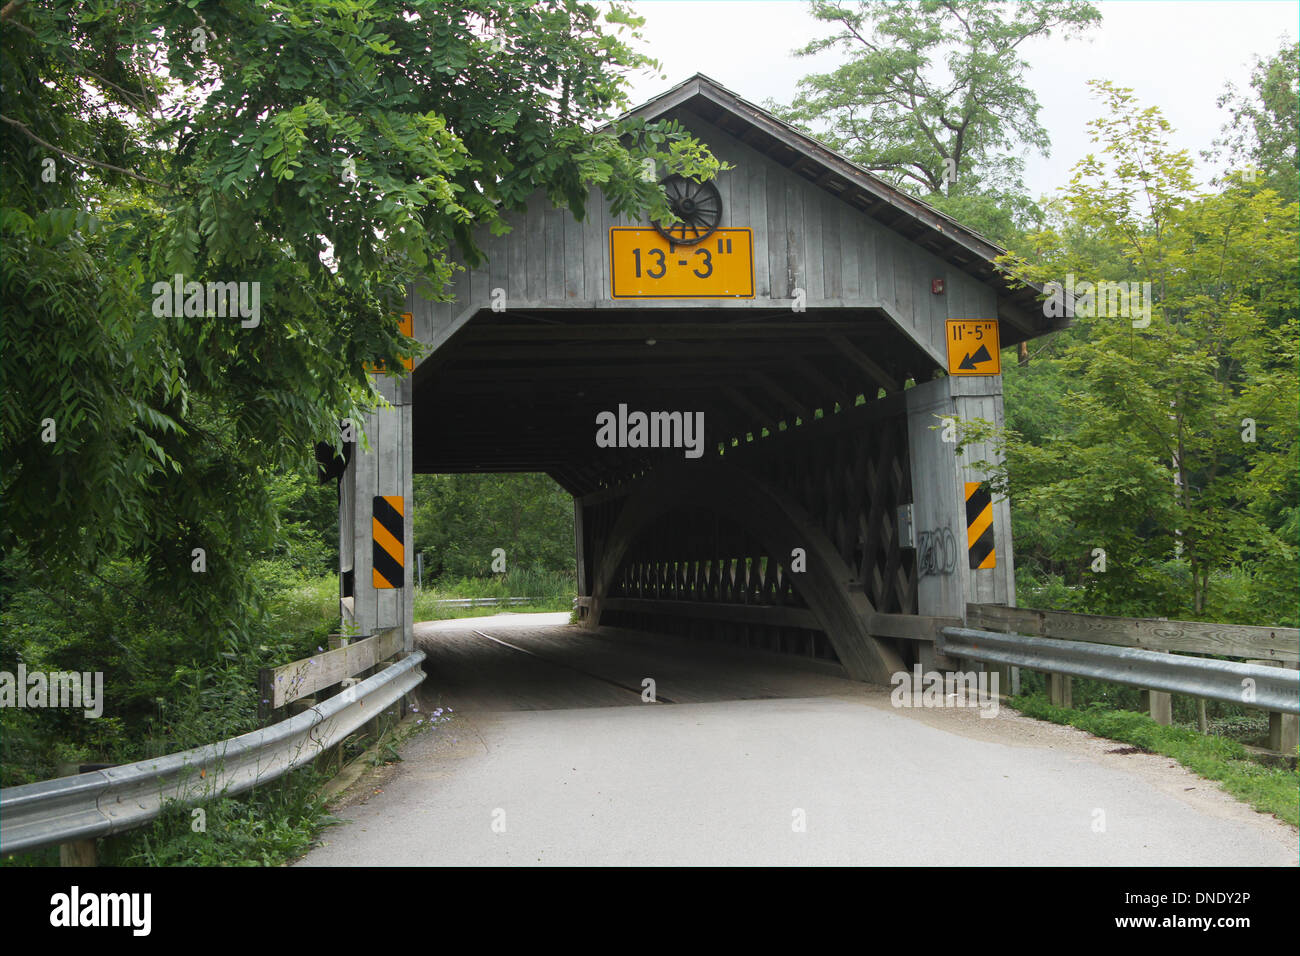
[610,228,754,298]
[945,320,1001,375]
[366,312,415,374]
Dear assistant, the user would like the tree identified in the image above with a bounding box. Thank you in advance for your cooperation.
[1208,39,1299,204]
[413,473,573,581]
[997,82,1298,623]
[1,1,721,649]
[773,0,1100,243]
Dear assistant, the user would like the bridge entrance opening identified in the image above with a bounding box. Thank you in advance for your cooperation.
[336,75,1058,685]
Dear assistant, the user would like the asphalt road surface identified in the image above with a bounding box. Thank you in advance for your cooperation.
[297,613,1297,867]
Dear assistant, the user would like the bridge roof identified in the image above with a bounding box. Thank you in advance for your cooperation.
[620,73,1052,338]
[411,75,1062,492]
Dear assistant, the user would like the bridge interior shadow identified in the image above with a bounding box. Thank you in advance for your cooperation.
[413,613,869,714]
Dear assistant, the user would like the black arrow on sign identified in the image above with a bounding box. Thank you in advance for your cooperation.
[959,344,992,370]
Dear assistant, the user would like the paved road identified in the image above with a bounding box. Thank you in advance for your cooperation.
[298,614,1298,866]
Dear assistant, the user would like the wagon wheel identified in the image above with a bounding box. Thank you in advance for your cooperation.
[653,175,722,245]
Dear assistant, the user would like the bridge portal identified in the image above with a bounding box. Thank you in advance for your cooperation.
[336,74,1061,682]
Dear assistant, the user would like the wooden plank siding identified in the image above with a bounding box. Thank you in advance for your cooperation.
[405,108,1000,371]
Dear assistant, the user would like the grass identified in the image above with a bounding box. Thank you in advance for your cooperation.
[1011,694,1300,827]
[1013,667,1280,748]
[0,769,337,868]
[259,567,576,630]
[413,569,574,621]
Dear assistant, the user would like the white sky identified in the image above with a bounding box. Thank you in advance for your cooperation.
[618,0,1298,201]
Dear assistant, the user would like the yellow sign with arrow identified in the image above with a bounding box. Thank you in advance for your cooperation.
[945,320,1001,376]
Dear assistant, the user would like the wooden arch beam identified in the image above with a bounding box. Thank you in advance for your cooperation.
[586,461,905,683]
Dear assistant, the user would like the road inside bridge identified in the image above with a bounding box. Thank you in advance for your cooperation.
[297,614,1297,866]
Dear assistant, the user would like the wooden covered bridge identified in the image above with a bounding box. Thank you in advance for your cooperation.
[335,74,1063,683]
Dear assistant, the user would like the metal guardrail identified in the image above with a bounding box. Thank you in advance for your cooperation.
[939,627,1299,714]
[0,650,426,856]
[433,596,536,608]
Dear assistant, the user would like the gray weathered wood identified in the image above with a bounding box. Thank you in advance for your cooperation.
[258,628,403,716]
[868,612,960,642]
[968,604,1300,662]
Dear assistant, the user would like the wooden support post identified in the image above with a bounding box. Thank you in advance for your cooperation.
[1197,699,1208,734]
[1267,662,1299,754]
[1141,649,1172,725]
[361,661,397,744]
[55,762,97,865]
[1268,711,1298,754]
[985,662,1015,700]
[1047,672,1072,709]
[1141,688,1172,725]
[60,839,97,867]
[1246,660,1298,754]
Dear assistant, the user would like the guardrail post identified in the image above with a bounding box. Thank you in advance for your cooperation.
[1140,687,1172,725]
[996,609,1057,705]
[1268,662,1299,753]
[1140,648,1172,725]
[1047,673,1072,708]
[54,762,98,865]
[1268,711,1297,753]
[59,839,97,866]
[372,660,404,729]
[987,661,1015,700]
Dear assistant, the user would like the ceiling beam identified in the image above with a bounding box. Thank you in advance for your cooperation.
[828,334,902,393]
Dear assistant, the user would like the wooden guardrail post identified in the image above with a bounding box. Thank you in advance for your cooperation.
[1047,672,1072,708]
[1246,659,1298,754]
[1268,710,1297,753]
[1014,608,1070,707]
[364,661,404,744]
[1140,686,1172,725]
[59,839,97,866]
[1266,662,1299,754]
[1140,647,1173,725]
[55,762,99,866]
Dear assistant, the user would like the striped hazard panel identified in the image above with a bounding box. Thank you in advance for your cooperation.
[372,495,404,589]
[965,482,996,570]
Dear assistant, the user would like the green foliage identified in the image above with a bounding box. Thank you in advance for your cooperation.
[103,772,336,867]
[413,473,574,580]
[1208,40,1299,204]
[412,568,575,620]
[2,0,719,652]
[1011,694,1299,826]
[994,81,1298,624]
[0,551,332,787]
[0,1,718,861]
[772,0,1100,243]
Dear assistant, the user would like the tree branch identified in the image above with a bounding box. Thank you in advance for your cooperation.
[0,113,166,186]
